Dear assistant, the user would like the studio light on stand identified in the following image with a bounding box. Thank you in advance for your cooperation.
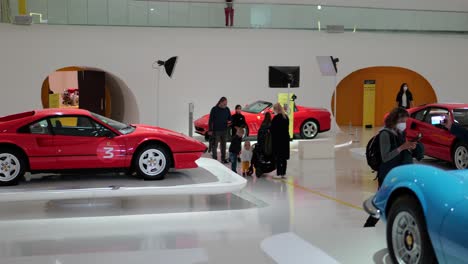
[316,56,340,134]
[152,56,178,127]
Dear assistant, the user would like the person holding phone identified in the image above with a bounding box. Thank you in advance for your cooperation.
[364,107,424,227]
[443,114,468,142]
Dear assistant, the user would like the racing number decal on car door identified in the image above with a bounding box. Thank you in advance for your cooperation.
[103,147,114,159]
[97,141,121,163]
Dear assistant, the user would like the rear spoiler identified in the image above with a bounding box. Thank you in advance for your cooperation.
[0,111,35,123]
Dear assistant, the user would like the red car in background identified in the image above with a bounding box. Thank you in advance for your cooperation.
[0,109,206,185]
[406,103,468,169]
[194,100,331,140]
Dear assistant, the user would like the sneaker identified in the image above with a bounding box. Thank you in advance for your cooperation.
[272,175,282,179]
[222,159,230,164]
[281,175,287,179]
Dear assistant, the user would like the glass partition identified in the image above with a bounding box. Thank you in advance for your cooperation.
[6,0,468,33]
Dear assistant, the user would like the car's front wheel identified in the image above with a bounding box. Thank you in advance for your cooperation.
[453,142,468,169]
[387,195,437,264]
[300,119,319,139]
[134,145,171,180]
[0,148,26,186]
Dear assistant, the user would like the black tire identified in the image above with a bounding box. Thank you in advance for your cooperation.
[300,119,319,139]
[386,195,437,264]
[134,145,171,181]
[452,142,468,169]
[0,148,26,186]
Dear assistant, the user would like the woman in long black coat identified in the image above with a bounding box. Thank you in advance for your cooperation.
[270,103,290,179]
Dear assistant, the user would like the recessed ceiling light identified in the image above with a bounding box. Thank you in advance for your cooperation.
[317,5,322,10]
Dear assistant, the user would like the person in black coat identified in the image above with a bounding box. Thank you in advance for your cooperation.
[231,104,247,139]
[270,103,290,179]
[208,97,231,163]
[396,83,414,109]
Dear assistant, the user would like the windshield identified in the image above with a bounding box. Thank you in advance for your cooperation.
[453,109,468,127]
[91,113,135,135]
[243,101,272,114]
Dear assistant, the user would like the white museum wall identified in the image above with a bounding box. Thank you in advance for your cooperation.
[1,23,468,134]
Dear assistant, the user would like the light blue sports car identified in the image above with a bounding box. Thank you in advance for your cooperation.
[364,164,468,264]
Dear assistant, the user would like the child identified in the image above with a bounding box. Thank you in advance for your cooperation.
[240,141,252,176]
[231,104,247,140]
[228,128,244,173]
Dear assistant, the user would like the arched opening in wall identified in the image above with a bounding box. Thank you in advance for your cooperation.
[331,66,437,127]
[41,66,140,124]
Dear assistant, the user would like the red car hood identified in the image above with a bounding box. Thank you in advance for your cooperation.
[132,124,206,151]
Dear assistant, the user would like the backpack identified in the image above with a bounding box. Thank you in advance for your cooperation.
[366,132,383,172]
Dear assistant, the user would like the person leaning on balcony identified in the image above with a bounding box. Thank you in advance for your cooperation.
[225,0,234,27]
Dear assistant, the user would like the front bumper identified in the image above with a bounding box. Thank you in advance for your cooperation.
[363,196,381,218]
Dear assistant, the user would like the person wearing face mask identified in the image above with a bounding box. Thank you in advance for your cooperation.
[208,97,232,163]
[396,83,414,109]
[364,107,424,227]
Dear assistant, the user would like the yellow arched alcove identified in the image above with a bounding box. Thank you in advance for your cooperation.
[331,66,437,126]
[41,66,112,118]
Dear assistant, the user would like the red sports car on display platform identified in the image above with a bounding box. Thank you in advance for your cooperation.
[405,103,468,169]
[194,100,331,140]
[0,109,206,186]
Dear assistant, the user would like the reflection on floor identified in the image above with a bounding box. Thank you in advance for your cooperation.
[0,127,453,264]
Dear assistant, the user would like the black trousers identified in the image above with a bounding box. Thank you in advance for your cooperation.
[276,158,287,176]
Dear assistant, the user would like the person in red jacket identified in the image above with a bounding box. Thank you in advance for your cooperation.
[225,0,234,27]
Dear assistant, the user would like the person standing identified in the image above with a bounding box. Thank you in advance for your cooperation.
[231,104,247,140]
[396,83,414,109]
[270,103,290,179]
[209,97,232,163]
[228,128,244,173]
[225,0,234,27]
[240,141,253,176]
[364,107,424,227]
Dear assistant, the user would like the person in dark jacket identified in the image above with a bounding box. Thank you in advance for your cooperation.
[270,103,290,179]
[444,113,468,149]
[364,107,424,227]
[231,105,247,140]
[228,128,244,173]
[209,97,232,163]
[257,112,272,151]
[396,83,414,109]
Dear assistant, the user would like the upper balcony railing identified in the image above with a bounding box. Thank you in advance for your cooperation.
[5,0,468,33]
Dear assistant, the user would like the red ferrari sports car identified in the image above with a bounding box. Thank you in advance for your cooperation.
[194,100,331,140]
[0,109,206,185]
[406,103,468,169]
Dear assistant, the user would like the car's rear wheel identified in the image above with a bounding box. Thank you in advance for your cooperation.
[134,145,171,180]
[387,195,437,264]
[300,119,319,139]
[0,148,26,186]
[452,142,468,169]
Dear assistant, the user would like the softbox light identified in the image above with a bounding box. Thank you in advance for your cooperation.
[316,56,339,76]
[269,66,300,88]
[157,56,178,78]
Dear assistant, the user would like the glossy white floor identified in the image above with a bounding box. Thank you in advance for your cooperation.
[0,127,453,264]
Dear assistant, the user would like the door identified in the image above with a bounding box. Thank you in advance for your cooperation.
[49,116,125,170]
[17,119,58,170]
[440,198,468,263]
[78,70,106,115]
[409,107,453,160]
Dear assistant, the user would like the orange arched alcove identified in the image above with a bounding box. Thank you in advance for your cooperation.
[331,66,437,126]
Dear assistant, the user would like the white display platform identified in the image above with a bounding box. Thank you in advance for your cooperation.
[0,158,247,202]
[298,138,336,159]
